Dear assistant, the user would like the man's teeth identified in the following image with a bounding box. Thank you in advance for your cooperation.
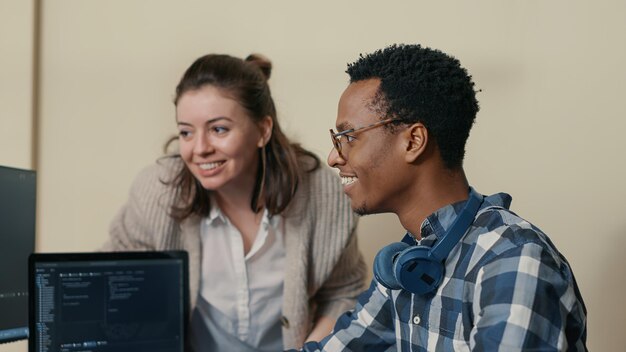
[341,176,357,185]
[199,162,223,170]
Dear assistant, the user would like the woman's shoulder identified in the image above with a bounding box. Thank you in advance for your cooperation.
[293,157,351,214]
[300,160,342,192]
[138,155,182,178]
[130,156,183,194]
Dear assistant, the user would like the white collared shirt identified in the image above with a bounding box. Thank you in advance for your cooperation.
[190,204,286,351]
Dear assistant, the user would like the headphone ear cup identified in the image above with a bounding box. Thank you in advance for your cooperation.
[394,246,444,295]
[373,242,410,290]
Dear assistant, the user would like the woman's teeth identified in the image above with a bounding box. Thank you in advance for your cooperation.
[199,162,223,170]
[341,176,357,185]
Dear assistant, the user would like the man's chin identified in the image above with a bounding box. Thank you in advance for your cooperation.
[353,203,371,216]
[352,200,389,216]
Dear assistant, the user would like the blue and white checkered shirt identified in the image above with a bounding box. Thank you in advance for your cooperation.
[295,191,587,351]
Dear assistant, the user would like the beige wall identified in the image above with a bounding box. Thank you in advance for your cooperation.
[0,0,33,350]
[2,1,625,351]
[0,0,33,170]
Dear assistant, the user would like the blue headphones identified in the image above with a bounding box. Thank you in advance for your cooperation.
[373,188,483,295]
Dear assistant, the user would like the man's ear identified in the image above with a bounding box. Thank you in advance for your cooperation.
[403,123,428,163]
[257,116,273,147]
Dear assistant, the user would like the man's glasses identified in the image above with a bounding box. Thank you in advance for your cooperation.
[329,117,403,159]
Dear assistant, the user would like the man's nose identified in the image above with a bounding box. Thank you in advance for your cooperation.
[327,147,345,168]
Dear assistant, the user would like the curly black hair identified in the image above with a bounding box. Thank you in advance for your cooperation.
[346,44,479,169]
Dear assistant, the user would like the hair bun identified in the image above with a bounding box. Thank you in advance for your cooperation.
[245,53,272,80]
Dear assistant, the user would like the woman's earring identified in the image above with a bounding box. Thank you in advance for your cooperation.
[251,146,267,212]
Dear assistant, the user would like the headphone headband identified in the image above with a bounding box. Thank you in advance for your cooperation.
[373,187,484,295]
[429,188,483,261]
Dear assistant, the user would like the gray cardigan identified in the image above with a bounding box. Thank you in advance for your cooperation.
[103,157,367,349]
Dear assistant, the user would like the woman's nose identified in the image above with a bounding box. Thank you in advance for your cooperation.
[193,134,214,155]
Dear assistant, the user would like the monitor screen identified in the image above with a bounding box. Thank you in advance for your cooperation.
[0,165,36,343]
[29,251,189,352]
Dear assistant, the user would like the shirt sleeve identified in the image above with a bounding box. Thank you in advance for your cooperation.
[304,165,368,321]
[313,225,367,320]
[470,241,580,350]
[102,162,177,251]
[291,279,396,352]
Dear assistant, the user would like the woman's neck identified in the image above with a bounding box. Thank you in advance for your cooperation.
[214,189,264,255]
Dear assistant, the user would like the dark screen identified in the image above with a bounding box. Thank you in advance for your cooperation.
[0,165,36,342]
[32,258,185,352]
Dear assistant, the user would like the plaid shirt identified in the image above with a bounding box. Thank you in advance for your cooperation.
[295,191,587,351]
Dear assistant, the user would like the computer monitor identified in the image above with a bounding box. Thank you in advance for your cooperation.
[29,251,189,352]
[0,165,37,343]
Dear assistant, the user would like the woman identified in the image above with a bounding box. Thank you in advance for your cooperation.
[103,53,366,351]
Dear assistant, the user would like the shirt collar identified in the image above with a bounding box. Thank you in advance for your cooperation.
[418,188,512,245]
[206,197,228,225]
[205,197,275,230]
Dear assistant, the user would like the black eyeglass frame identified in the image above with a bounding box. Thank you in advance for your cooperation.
[329,117,404,158]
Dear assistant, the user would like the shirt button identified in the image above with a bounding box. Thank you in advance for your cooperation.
[281,316,290,329]
[412,314,421,325]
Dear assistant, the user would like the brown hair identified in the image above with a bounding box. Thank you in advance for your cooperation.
[164,53,319,221]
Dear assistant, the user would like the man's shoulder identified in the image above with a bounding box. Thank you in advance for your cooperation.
[474,206,545,241]
[469,205,563,265]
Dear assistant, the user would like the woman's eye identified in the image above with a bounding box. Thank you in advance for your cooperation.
[212,126,229,134]
[179,130,192,139]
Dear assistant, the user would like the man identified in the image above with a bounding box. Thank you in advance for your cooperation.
[297,44,587,351]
